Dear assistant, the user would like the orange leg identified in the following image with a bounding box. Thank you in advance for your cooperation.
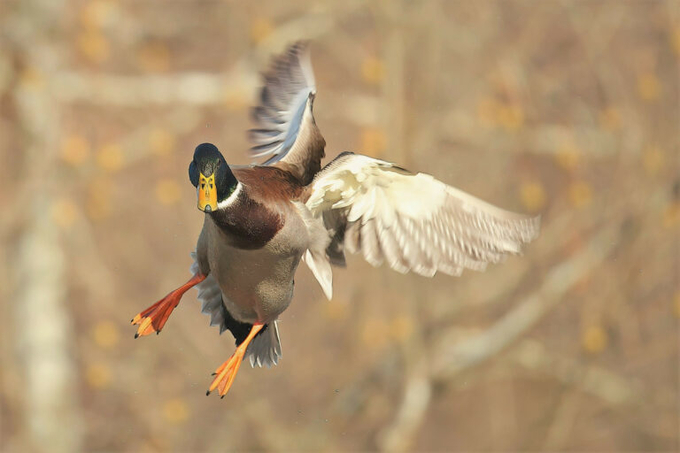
[207,323,264,398]
[131,273,206,338]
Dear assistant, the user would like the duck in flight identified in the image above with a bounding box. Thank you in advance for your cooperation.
[131,42,540,398]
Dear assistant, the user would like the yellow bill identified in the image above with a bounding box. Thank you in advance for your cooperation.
[197,172,217,212]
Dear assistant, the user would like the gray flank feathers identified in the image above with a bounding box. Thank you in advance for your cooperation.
[190,252,282,368]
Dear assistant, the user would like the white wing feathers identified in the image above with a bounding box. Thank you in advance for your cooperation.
[305,153,540,279]
[292,201,334,300]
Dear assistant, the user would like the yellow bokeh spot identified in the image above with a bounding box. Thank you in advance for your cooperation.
[637,73,661,101]
[86,363,112,389]
[155,179,182,206]
[325,299,348,321]
[87,177,112,221]
[599,107,621,130]
[497,104,524,132]
[61,135,91,166]
[79,0,116,30]
[96,143,124,173]
[390,315,414,343]
[77,30,110,64]
[51,198,79,229]
[582,325,608,354]
[519,181,547,213]
[163,398,189,424]
[671,27,680,56]
[361,318,391,351]
[642,145,664,176]
[361,57,385,85]
[148,128,176,157]
[476,98,523,131]
[19,67,44,91]
[361,127,387,157]
[92,321,119,348]
[137,41,171,73]
[663,202,680,229]
[250,17,274,44]
[555,140,580,171]
[568,180,592,209]
[477,98,498,127]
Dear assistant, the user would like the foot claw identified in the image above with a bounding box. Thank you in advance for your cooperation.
[206,323,264,399]
[207,349,245,398]
[130,274,206,339]
[131,315,159,338]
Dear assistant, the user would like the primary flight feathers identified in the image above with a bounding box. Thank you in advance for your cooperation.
[249,42,325,185]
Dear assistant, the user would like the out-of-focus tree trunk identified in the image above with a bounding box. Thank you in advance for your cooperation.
[9,0,83,451]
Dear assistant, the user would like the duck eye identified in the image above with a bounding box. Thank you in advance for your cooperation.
[210,183,214,189]
[201,183,205,189]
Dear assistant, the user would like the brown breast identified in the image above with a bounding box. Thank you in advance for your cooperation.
[208,166,305,250]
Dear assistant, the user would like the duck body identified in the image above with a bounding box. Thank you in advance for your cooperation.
[131,42,541,398]
[195,167,309,325]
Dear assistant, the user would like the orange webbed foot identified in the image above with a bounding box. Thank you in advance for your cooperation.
[131,297,177,337]
[207,349,245,398]
[131,273,206,338]
[206,323,263,398]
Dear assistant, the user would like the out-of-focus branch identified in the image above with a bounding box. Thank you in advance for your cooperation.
[53,70,257,106]
[379,1,406,165]
[372,163,665,449]
[52,2,362,107]
[431,333,643,406]
[377,365,432,453]
[508,339,640,406]
[439,113,635,159]
[430,223,620,379]
[377,220,621,451]
[8,1,83,452]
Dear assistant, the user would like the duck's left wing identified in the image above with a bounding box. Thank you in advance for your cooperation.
[248,42,325,185]
[305,153,540,279]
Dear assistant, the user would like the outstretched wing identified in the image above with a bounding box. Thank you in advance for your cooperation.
[248,42,326,185]
[305,153,540,278]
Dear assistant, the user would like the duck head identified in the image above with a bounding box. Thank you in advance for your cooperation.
[188,143,238,212]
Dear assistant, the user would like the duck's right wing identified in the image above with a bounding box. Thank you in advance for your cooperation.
[305,153,540,279]
[248,42,325,185]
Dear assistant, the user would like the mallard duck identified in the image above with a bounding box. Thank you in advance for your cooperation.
[131,42,540,398]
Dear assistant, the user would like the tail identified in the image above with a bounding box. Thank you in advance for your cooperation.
[245,322,282,368]
[207,299,283,368]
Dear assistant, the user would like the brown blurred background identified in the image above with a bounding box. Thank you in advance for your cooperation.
[1,1,679,451]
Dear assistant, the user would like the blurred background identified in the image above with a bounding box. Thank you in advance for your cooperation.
[1,0,679,451]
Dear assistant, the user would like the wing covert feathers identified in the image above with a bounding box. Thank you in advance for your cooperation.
[305,153,540,278]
